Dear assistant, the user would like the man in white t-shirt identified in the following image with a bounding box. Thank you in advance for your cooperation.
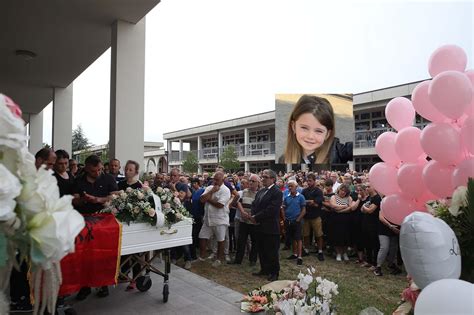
[330,172,341,193]
[198,171,231,267]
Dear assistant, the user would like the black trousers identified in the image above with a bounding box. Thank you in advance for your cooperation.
[256,232,280,276]
[235,222,258,263]
[191,219,203,259]
[10,260,31,305]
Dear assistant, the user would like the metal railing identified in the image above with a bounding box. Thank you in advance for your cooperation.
[169,142,276,162]
[354,128,393,148]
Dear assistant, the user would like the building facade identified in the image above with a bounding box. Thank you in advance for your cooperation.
[73,141,167,174]
[353,80,430,172]
[163,112,276,173]
[164,82,430,173]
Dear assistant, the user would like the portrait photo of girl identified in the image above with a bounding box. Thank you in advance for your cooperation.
[276,94,353,166]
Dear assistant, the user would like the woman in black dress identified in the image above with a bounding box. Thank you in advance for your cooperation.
[118,160,142,190]
[329,184,354,262]
[118,160,142,290]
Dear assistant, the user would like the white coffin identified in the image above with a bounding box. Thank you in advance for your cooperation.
[120,220,193,255]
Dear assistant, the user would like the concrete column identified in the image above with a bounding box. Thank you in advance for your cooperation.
[179,140,183,161]
[29,112,43,154]
[245,161,249,173]
[198,164,202,174]
[244,128,249,156]
[217,131,222,163]
[197,135,201,160]
[52,84,73,154]
[110,18,146,171]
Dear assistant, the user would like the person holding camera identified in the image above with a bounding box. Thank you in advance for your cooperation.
[282,180,306,265]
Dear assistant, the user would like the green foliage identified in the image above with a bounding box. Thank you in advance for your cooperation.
[435,178,474,282]
[220,145,241,172]
[182,152,198,173]
[42,143,51,149]
[72,124,91,152]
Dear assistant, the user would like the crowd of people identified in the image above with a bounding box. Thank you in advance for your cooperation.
[10,147,403,312]
[145,165,404,282]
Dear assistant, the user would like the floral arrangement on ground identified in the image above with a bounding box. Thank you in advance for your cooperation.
[102,187,157,226]
[155,187,193,227]
[241,267,338,315]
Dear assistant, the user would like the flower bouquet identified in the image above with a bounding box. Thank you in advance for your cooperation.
[241,289,275,313]
[155,187,193,227]
[102,187,157,226]
[0,94,85,314]
[241,267,339,315]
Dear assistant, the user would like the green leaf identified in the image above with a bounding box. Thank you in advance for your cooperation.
[0,232,7,267]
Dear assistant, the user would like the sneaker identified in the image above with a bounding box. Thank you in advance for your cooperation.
[211,259,222,267]
[296,257,303,265]
[369,265,377,271]
[197,256,206,262]
[97,286,109,298]
[343,253,349,261]
[125,281,136,291]
[361,262,371,268]
[207,253,215,260]
[373,267,383,276]
[336,254,342,262]
[317,252,325,261]
[286,254,298,260]
[302,249,309,257]
[225,254,231,262]
[76,287,92,301]
[184,261,192,270]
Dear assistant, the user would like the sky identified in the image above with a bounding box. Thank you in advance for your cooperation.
[42,0,473,146]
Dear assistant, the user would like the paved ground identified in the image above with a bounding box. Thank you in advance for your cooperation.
[65,261,243,315]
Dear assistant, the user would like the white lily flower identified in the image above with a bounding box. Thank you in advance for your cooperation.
[0,164,21,221]
[449,186,468,217]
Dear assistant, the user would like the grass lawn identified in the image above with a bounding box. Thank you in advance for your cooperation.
[181,248,407,314]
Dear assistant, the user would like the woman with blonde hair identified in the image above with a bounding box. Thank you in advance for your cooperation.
[279,95,352,165]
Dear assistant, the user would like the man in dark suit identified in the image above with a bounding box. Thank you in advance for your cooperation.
[250,169,283,281]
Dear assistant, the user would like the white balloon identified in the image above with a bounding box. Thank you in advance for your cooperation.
[400,212,461,289]
[415,279,474,315]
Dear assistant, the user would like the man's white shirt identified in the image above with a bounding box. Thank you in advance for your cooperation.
[203,184,231,226]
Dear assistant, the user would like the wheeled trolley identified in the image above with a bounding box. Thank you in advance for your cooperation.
[120,220,193,303]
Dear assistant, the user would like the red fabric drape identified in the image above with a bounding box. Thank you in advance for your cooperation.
[59,213,121,296]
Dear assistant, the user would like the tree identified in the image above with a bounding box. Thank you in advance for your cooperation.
[182,152,198,173]
[220,146,241,172]
[42,143,51,149]
[72,124,91,152]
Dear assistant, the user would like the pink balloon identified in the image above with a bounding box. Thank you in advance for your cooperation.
[465,70,474,117]
[385,97,415,131]
[428,45,468,77]
[429,71,472,119]
[395,127,425,163]
[420,122,463,165]
[413,190,438,211]
[369,162,400,196]
[422,161,455,198]
[397,163,426,198]
[375,132,401,166]
[452,157,474,188]
[381,194,417,225]
[461,116,474,154]
[411,81,447,123]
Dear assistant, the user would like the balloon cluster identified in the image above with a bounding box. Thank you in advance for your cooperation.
[369,44,474,225]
